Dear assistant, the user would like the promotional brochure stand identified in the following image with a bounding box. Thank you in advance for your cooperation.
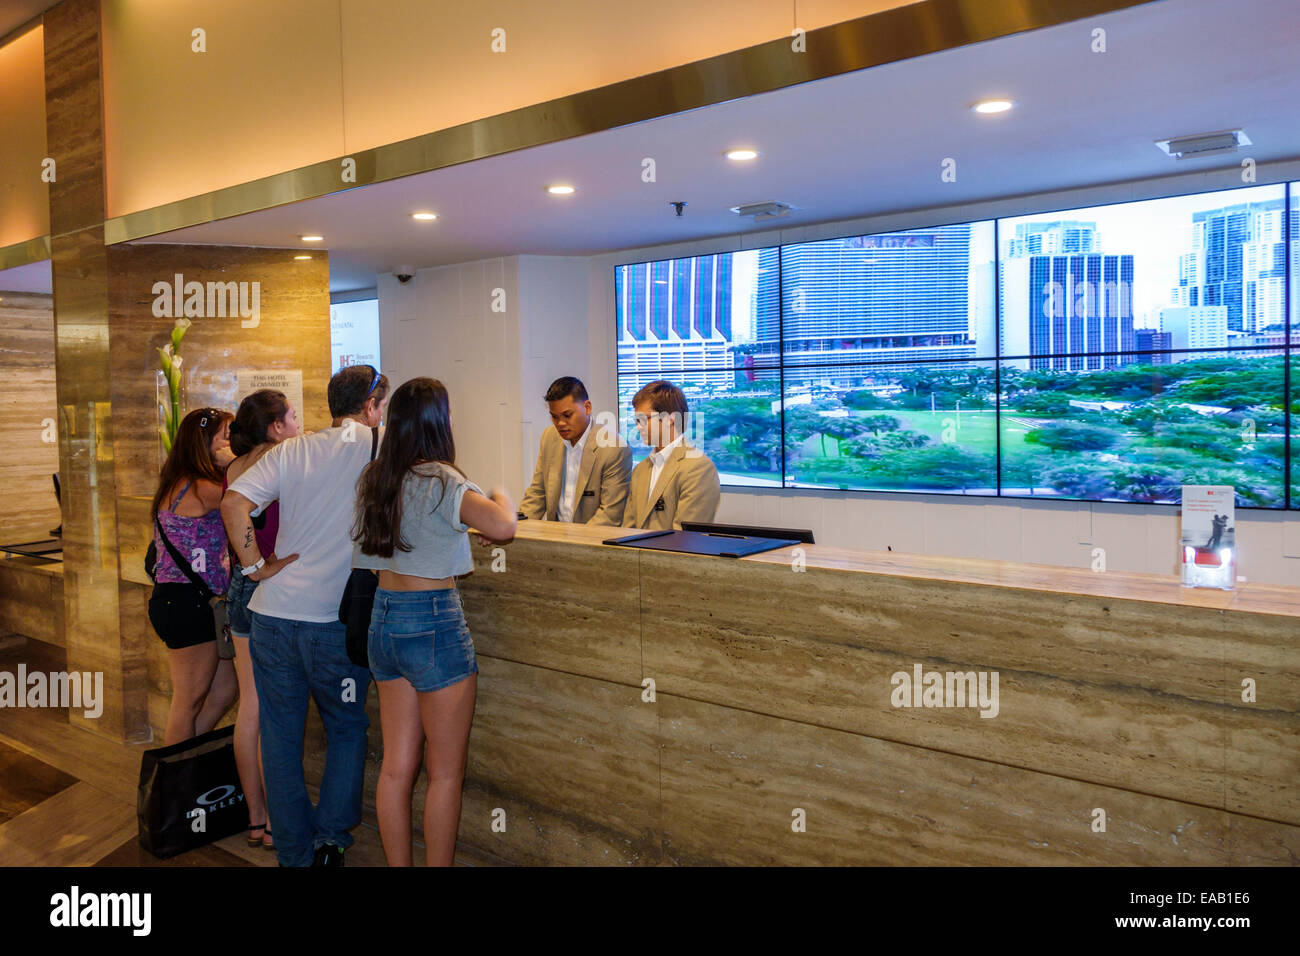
[1179,484,1236,590]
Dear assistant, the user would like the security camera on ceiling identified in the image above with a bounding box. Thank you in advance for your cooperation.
[393,265,416,284]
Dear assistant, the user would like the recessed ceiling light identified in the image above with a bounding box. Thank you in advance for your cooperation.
[971,99,1015,114]
[725,148,759,161]
[294,254,312,260]
[411,212,437,221]
[300,234,324,242]
[546,184,576,195]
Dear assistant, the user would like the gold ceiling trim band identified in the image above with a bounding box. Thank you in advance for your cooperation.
[0,235,51,271]
[103,0,1162,245]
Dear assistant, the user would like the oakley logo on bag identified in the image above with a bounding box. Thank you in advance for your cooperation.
[194,783,243,814]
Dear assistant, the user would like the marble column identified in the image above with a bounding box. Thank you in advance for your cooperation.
[44,0,147,741]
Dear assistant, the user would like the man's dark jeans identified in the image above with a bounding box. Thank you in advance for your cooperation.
[250,612,370,867]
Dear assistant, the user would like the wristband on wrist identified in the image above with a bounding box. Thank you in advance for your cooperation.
[241,556,265,576]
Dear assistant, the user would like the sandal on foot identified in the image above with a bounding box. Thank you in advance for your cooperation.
[261,827,274,850]
[247,823,268,848]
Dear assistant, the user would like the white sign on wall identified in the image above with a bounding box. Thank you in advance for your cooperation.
[235,370,305,425]
[330,300,381,374]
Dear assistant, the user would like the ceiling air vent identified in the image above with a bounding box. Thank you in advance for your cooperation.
[1155,129,1251,160]
[730,201,797,221]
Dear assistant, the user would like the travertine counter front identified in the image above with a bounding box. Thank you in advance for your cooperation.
[0,556,64,647]
[449,521,1298,865]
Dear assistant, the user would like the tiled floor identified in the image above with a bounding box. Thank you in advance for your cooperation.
[1,780,139,866]
[94,836,255,867]
[0,741,78,825]
[0,632,490,867]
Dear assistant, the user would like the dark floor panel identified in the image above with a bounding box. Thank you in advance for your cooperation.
[0,634,69,732]
[0,740,79,824]
[0,632,66,671]
[94,834,256,867]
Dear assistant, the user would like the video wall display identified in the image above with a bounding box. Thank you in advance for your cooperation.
[614,182,1298,508]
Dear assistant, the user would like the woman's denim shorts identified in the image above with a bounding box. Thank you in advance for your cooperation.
[367,587,477,692]
[225,565,260,637]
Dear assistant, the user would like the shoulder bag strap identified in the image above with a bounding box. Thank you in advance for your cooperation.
[369,425,379,461]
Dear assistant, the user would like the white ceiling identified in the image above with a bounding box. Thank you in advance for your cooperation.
[0,259,50,293]
[6,0,1299,296]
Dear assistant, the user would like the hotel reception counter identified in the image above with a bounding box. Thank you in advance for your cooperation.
[447,521,1297,865]
[100,503,1300,864]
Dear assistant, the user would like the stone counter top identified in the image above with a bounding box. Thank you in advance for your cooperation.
[494,519,1300,619]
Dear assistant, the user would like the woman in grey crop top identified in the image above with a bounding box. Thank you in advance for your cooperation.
[351,377,516,867]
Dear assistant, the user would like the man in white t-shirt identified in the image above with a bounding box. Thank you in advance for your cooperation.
[221,364,387,867]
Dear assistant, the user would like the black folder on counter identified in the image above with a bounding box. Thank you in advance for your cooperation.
[602,529,801,558]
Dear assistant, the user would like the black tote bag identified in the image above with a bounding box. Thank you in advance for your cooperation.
[137,725,248,858]
[340,567,378,668]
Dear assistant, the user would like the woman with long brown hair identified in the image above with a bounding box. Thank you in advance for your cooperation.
[148,406,236,745]
[223,389,299,849]
[351,377,516,866]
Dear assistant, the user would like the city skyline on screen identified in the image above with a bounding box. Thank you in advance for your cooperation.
[613,181,1298,508]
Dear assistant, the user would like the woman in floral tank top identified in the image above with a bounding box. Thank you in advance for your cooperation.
[148,407,236,745]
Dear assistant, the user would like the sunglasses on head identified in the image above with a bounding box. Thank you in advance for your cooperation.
[364,366,380,398]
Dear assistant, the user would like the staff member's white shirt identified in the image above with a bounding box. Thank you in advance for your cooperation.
[229,424,383,623]
[557,423,592,523]
[647,433,686,503]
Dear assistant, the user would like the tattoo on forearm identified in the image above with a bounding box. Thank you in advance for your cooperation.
[243,528,254,549]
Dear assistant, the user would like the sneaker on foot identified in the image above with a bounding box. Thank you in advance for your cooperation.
[312,844,345,867]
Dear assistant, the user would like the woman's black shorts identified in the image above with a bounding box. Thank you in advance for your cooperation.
[148,582,215,650]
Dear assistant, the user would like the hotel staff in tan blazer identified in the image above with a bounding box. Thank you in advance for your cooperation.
[622,379,720,531]
[520,376,632,525]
